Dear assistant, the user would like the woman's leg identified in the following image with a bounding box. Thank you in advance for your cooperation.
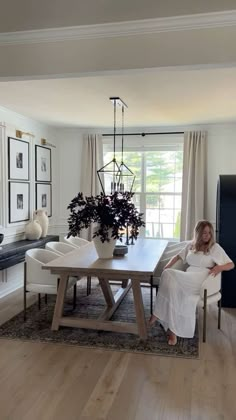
[167,330,177,345]
[148,314,158,326]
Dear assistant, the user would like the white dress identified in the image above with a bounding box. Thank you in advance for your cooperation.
[153,243,232,338]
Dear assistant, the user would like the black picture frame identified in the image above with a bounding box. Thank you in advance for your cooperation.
[8,137,29,181]
[35,183,52,217]
[9,181,30,223]
[35,145,51,182]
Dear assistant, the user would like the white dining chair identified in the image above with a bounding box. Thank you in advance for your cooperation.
[63,236,91,295]
[24,248,78,321]
[46,240,80,297]
[46,241,77,256]
[152,256,222,342]
[150,241,189,313]
[63,236,89,248]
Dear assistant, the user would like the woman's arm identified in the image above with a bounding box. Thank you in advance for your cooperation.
[164,254,181,269]
[209,261,235,277]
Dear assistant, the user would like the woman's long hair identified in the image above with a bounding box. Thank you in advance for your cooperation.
[191,220,215,253]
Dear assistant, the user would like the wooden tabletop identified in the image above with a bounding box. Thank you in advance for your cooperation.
[43,238,168,280]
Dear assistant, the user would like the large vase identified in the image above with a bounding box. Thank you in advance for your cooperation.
[93,228,116,259]
[33,209,49,238]
[25,220,42,240]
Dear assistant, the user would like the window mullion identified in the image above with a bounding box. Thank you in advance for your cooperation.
[139,151,146,237]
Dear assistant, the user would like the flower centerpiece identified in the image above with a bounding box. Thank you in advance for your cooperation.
[67,191,145,258]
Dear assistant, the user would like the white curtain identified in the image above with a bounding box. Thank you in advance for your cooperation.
[80,134,103,240]
[180,131,207,240]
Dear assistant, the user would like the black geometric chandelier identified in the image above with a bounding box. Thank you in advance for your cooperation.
[97,97,135,194]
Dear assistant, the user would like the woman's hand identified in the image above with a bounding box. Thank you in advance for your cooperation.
[209,265,221,277]
[209,261,234,276]
[163,254,180,270]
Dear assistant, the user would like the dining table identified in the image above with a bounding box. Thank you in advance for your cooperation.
[43,238,168,340]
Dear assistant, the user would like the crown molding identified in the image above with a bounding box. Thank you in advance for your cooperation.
[0,10,236,45]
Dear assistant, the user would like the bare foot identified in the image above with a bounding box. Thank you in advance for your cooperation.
[168,331,177,346]
[148,314,158,327]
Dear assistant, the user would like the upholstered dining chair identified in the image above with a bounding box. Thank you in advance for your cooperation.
[152,256,222,342]
[46,241,77,256]
[63,236,89,248]
[63,236,91,294]
[46,240,81,296]
[24,248,78,321]
[150,241,189,313]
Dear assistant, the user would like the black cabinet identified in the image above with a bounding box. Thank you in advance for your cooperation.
[0,235,59,270]
[216,175,236,307]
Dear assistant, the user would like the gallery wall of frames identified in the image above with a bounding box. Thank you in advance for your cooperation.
[7,137,52,225]
[0,118,55,298]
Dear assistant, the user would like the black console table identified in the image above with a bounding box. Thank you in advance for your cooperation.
[0,235,59,270]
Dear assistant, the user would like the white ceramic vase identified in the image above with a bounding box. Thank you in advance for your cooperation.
[93,227,116,259]
[33,209,49,238]
[25,220,42,240]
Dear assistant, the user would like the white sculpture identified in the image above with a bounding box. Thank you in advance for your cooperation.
[25,220,42,240]
[33,209,49,238]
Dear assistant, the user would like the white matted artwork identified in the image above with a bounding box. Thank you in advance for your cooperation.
[35,145,51,182]
[9,182,30,223]
[8,137,29,180]
[36,183,52,217]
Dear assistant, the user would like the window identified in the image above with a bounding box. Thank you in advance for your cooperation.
[103,134,184,240]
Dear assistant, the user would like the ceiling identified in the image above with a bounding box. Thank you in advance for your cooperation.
[1,66,236,128]
[1,1,235,32]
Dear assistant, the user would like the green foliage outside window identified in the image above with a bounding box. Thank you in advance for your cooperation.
[103,148,183,239]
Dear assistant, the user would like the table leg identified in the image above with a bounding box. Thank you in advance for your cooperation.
[51,273,68,331]
[131,279,148,340]
[99,278,115,307]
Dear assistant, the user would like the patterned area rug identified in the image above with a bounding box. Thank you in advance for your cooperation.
[0,282,199,358]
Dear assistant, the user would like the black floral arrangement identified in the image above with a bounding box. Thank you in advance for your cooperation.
[67,191,145,243]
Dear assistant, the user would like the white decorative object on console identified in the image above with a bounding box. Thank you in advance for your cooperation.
[25,220,42,240]
[33,209,49,238]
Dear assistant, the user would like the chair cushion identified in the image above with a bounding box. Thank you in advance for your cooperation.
[200,273,221,298]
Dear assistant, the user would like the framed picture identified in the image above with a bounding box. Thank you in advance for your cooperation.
[36,183,52,217]
[8,137,29,180]
[9,182,30,223]
[35,145,51,182]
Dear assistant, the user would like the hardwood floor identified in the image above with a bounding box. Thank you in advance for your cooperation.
[0,288,235,420]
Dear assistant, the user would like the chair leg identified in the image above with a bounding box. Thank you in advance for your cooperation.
[218,298,222,330]
[23,262,27,321]
[45,294,48,304]
[203,289,207,342]
[150,275,153,314]
[87,276,91,295]
[73,284,77,310]
[38,293,41,310]
[122,279,128,288]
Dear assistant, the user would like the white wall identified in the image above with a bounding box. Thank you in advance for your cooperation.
[1,115,236,298]
[2,117,236,241]
[0,106,57,242]
[206,124,236,222]
[53,128,83,238]
[53,123,236,234]
[0,107,57,295]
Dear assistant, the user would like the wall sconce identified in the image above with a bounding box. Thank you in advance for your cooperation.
[41,138,56,148]
[16,130,35,139]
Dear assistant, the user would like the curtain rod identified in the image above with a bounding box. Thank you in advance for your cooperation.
[102,131,184,137]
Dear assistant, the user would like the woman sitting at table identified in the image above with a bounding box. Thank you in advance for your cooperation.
[149,220,234,345]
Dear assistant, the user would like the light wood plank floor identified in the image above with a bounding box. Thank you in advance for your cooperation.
[0,287,235,420]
